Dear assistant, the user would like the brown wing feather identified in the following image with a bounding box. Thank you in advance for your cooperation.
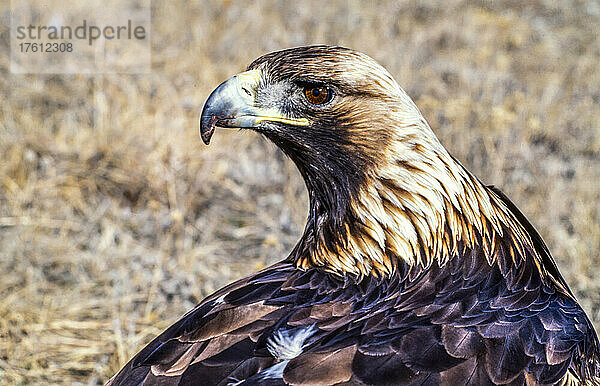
[284,346,357,385]
[109,224,600,386]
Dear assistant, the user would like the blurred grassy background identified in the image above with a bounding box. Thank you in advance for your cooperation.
[1,0,599,384]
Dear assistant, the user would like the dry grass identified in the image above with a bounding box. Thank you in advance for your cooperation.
[1,0,599,384]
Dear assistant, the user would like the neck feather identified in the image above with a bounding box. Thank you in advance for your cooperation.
[293,119,534,279]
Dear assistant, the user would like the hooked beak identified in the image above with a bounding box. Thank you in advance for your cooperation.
[199,69,309,145]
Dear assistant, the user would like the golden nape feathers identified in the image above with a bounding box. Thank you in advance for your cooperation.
[109,46,600,386]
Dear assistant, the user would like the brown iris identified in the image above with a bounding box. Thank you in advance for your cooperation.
[304,86,332,105]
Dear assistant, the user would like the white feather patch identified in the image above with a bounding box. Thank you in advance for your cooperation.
[258,360,289,380]
[267,325,316,360]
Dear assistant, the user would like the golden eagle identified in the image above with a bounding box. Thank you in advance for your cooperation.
[108,46,600,385]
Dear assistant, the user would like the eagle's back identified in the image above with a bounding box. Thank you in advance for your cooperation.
[108,202,600,386]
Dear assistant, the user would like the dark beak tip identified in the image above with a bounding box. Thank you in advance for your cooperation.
[201,132,212,145]
[200,114,217,145]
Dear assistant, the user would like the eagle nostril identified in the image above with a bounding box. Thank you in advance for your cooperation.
[242,86,252,97]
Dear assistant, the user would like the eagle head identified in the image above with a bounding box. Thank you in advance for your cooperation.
[201,45,421,204]
[200,45,510,278]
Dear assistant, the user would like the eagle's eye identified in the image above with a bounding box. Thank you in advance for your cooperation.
[303,85,333,105]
